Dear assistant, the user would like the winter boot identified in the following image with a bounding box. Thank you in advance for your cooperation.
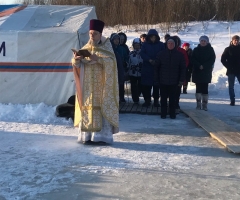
[183,83,188,94]
[230,98,235,106]
[183,85,187,94]
[202,94,208,111]
[142,99,151,107]
[154,99,160,107]
[195,93,202,110]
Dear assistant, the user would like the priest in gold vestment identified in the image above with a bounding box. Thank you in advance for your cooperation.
[71,19,119,144]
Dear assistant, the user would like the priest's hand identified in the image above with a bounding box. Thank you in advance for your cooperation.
[73,52,83,60]
[89,53,99,61]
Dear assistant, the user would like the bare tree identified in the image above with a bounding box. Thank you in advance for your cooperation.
[20,0,240,26]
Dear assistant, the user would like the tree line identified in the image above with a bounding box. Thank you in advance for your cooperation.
[21,0,240,26]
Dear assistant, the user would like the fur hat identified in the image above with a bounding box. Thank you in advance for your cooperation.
[199,35,209,43]
[182,42,190,48]
[89,19,104,33]
[232,35,240,41]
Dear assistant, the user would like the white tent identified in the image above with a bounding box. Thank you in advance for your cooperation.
[0,4,97,105]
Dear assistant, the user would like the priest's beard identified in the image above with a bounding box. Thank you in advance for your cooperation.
[89,39,100,47]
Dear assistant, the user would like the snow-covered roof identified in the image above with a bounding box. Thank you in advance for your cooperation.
[0,5,97,33]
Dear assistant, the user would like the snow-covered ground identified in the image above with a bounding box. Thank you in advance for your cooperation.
[1,21,240,199]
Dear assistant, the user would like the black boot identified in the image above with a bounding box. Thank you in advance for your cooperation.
[161,107,167,119]
[154,99,160,107]
[142,102,151,107]
[183,88,187,94]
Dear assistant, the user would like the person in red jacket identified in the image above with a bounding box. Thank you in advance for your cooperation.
[182,42,193,94]
[172,36,189,114]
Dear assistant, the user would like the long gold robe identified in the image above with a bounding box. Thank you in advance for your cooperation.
[72,36,119,135]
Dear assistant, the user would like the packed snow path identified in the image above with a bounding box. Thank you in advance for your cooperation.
[0,95,240,199]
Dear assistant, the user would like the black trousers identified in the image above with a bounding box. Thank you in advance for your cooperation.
[196,83,209,94]
[130,76,142,102]
[119,84,125,100]
[175,86,181,109]
[142,85,159,103]
[160,84,178,117]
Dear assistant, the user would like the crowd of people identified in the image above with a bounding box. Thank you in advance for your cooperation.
[69,19,239,144]
[110,30,240,113]
[109,29,218,118]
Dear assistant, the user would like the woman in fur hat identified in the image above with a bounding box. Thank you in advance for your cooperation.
[192,35,216,111]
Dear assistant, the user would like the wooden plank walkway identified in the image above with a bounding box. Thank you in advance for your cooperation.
[182,109,240,154]
[119,102,161,115]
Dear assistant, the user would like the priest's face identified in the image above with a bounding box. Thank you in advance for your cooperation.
[89,30,102,42]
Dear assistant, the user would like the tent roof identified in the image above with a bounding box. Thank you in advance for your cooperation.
[0,5,96,33]
[0,4,20,12]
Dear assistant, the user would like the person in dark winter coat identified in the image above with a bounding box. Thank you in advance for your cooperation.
[172,36,189,114]
[110,33,126,102]
[118,32,130,66]
[118,32,130,87]
[221,35,240,106]
[182,42,193,94]
[140,29,165,107]
[128,38,143,103]
[154,37,186,119]
[192,35,216,111]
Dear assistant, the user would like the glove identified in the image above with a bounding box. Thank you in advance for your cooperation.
[178,82,183,87]
[149,59,155,65]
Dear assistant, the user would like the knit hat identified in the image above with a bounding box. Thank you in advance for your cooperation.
[232,35,240,41]
[199,35,209,43]
[132,38,141,44]
[89,19,105,33]
[182,42,190,48]
[166,38,175,48]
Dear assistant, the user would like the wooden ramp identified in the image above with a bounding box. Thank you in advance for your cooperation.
[182,109,240,153]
